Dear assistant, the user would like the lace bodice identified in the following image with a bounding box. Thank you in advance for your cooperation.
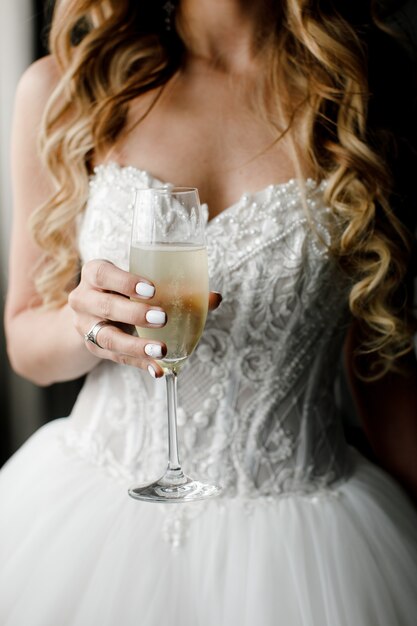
[65,162,352,498]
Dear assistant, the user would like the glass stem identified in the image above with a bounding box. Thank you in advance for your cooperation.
[165,370,183,476]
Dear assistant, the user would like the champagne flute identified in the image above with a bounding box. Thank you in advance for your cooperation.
[128,187,222,502]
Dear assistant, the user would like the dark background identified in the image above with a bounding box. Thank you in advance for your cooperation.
[1,0,416,468]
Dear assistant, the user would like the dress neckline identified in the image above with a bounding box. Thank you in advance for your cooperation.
[91,161,323,225]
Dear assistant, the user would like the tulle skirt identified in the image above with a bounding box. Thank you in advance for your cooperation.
[1,418,416,626]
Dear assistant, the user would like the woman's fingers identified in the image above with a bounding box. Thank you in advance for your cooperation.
[83,321,166,377]
[82,259,155,299]
[70,260,166,329]
[70,260,168,377]
[72,260,222,378]
[209,291,222,310]
[86,290,167,328]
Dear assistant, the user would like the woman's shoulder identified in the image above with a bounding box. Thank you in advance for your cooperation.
[15,55,61,106]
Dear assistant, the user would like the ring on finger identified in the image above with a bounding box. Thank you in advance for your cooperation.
[84,320,110,349]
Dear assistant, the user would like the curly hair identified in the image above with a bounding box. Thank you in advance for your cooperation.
[30,0,416,378]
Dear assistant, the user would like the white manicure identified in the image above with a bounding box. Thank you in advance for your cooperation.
[144,344,163,358]
[145,310,166,325]
[135,282,155,298]
[147,364,157,378]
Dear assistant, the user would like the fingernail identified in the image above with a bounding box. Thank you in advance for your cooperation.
[147,364,157,378]
[136,282,155,298]
[144,344,163,358]
[145,310,166,325]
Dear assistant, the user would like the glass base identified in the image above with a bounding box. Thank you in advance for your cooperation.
[128,469,222,503]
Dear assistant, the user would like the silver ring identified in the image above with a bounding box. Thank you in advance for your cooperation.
[84,320,110,349]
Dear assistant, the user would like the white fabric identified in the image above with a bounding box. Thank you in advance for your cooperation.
[1,162,416,625]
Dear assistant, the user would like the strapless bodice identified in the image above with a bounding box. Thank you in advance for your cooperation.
[65,162,352,497]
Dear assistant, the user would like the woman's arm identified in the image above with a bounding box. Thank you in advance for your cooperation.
[5,57,166,386]
[5,57,221,387]
[4,56,99,386]
[344,321,417,504]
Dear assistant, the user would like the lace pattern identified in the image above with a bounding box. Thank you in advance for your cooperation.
[66,162,352,509]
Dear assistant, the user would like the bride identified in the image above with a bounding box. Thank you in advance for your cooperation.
[1,0,417,624]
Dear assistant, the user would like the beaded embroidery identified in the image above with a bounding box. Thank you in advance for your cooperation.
[64,162,352,544]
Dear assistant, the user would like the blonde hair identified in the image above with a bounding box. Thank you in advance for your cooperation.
[31,0,415,377]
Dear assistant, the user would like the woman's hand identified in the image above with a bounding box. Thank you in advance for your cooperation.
[68,259,222,378]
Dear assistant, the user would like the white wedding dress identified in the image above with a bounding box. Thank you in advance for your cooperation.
[1,162,417,626]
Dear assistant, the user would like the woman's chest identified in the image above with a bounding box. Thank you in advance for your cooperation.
[102,77,300,219]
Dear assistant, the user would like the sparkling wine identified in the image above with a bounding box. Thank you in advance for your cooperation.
[130,243,209,371]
